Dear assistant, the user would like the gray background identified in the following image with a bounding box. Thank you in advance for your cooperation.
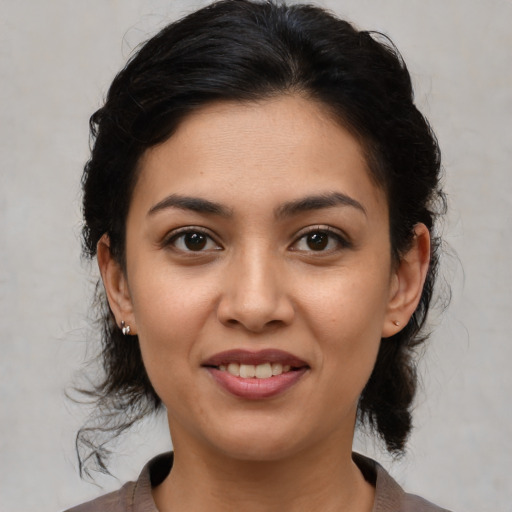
[1,1,511,511]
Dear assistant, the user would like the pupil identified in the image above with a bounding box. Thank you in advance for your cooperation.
[185,233,207,251]
[307,232,328,250]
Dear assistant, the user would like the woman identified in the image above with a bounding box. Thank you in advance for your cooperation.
[68,0,449,510]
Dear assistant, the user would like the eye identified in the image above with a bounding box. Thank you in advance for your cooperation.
[291,227,348,252]
[166,229,221,252]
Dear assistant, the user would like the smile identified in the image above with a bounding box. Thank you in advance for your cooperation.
[203,349,309,399]
[217,362,292,379]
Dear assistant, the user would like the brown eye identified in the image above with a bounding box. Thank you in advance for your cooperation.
[306,232,329,251]
[184,232,207,251]
[168,229,221,253]
[291,227,349,253]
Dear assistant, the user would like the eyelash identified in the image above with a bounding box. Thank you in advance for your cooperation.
[162,225,350,254]
[290,226,351,253]
[163,227,222,253]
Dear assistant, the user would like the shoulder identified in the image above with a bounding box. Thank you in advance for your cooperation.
[400,492,452,512]
[62,481,135,512]
[353,453,453,512]
[63,453,173,512]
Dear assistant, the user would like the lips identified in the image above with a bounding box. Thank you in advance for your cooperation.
[202,349,309,399]
[203,348,308,367]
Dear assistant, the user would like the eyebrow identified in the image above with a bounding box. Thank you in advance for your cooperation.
[147,191,366,219]
[275,192,367,219]
[148,194,232,217]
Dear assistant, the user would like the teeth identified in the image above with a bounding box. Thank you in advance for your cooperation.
[227,363,240,377]
[255,363,272,379]
[239,364,255,378]
[271,363,283,376]
[220,362,293,379]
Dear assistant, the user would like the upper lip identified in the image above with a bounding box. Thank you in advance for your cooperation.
[202,349,309,368]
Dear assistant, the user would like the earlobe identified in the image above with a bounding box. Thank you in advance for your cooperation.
[382,223,431,338]
[97,234,136,334]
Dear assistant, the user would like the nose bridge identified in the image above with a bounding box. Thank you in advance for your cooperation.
[217,240,293,331]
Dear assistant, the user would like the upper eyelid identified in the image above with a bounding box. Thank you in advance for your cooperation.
[290,225,352,250]
[293,224,349,241]
[168,225,215,236]
[160,224,350,248]
[162,226,222,247]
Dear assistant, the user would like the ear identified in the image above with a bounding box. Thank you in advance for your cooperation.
[97,234,137,335]
[382,223,431,338]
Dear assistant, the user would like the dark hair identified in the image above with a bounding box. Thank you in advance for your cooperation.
[78,0,444,475]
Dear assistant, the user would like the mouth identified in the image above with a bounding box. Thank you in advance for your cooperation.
[202,348,309,377]
[202,349,310,399]
[216,362,295,379]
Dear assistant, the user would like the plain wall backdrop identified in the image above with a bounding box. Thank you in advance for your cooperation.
[1,1,511,511]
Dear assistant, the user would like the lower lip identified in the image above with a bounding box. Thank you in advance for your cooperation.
[206,367,308,400]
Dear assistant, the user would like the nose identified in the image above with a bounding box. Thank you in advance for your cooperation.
[216,247,295,333]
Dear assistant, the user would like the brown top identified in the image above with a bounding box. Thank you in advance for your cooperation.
[64,452,451,512]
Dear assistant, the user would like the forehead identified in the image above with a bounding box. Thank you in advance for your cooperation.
[134,95,387,217]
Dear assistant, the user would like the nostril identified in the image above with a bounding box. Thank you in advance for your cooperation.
[223,317,286,332]
[216,283,295,332]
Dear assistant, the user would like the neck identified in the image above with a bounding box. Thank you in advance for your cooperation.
[153,433,374,512]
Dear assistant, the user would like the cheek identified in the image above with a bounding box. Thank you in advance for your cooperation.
[127,271,213,387]
[130,262,216,336]
[297,267,390,385]
[299,266,391,339]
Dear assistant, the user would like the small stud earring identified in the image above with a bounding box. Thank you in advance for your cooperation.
[121,320,131,336]
[393,320,400,326]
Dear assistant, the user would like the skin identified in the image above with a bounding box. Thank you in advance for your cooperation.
[98,95,430,512]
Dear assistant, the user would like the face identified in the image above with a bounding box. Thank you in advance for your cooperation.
[101,95,421,463]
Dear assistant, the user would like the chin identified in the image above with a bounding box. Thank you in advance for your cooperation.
[200,418,318,463]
